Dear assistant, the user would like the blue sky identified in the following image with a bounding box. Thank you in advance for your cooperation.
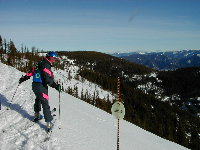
[0,0,200,53]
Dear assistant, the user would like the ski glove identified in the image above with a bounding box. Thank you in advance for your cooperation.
[19,75,30,84]
[50,81,62,92]
[55,84,62,93]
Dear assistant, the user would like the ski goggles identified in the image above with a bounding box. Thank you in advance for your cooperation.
[49,56,59,62]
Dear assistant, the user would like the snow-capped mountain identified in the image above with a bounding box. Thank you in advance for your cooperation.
[0,62,189,150]
[113,50,200,70]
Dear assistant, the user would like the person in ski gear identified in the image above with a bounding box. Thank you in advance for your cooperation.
[19,51,62,129]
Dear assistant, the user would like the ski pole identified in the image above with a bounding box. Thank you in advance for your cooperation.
[7,83,20,110]
[58,91,61,129]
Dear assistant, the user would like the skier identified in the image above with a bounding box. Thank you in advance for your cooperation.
[19,51,61,130]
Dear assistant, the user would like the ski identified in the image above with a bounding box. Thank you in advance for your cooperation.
[44,108,57,142]
[46,118,56,133]
[47,107,57,133]
[46,108,57,133]
[44,115,57,142]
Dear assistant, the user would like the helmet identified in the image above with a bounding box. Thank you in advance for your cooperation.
[46,51,59,63]
[46,51,58,58]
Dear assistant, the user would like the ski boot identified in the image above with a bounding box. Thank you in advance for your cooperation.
[33,112,42,122]
[47,122,53,132]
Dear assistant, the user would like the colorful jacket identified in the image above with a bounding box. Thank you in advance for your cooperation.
[19,57,57,88]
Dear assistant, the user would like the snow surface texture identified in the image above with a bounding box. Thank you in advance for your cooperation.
[0,62,188,150]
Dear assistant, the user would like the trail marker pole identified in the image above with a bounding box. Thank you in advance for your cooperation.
[58,79,61,129]
[111,77,125,150]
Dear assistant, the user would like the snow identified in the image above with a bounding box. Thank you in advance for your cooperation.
[53,56,115,102]
[0,62,189,150]
[197,97,200,101]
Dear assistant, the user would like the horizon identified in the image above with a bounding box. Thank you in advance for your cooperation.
[0,0,200,53]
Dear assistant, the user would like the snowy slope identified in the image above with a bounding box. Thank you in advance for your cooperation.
[0,62,189,150]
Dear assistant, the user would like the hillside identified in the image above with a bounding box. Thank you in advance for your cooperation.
[57,51,200,149]
[0,62,189,150]
[58,51,153,76]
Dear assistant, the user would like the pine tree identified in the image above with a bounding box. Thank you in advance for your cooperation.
[190,126,200,150]
[5,40,17,66]
[175,119,188,147]
[92,91,96,106]
[81,89,84,100]
[32,46,36,53]
[0,35,3,61]
[73,85,78,98]
[61,82,64,91]
[68,70,72,80]
[0,35,2,51]
[21,43,24,53]
[3,39,7,54]
[67,86,73,95]
[9,41,17,55]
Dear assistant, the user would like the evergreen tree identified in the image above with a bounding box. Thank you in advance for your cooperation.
[68,70,72,80]
[73,85,78,98]
[81,89,84,100]
[0,35,2,51]
[0,35,3,61]
[190,126,200,150]
[9,41,17,55]
[32,46,36,53]
[3,38,7,54]
[67,86,73,95]
[92,91,96,106]
[21,43,24,53]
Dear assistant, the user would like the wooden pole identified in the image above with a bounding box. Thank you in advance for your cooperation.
[117,77,120,150]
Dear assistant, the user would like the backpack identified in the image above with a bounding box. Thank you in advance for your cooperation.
[33,62,42,83]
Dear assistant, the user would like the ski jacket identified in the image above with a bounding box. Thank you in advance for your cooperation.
[20,57,57,88]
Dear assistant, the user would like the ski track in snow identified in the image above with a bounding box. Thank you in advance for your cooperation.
[0,62,189,150]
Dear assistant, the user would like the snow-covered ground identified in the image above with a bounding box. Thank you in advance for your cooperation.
[0,62,189,150]
[53,56,115,102]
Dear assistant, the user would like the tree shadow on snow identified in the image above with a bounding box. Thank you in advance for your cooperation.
[0,93,46,130]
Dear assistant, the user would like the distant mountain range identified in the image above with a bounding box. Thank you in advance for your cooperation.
[112,50,200,70]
